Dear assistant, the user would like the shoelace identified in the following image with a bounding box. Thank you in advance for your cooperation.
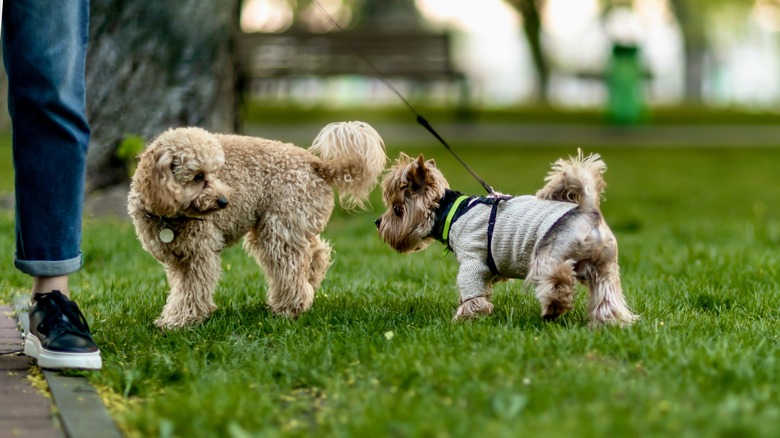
[35,290,93,339]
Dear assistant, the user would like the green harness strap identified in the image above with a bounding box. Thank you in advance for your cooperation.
[442,195,469,243]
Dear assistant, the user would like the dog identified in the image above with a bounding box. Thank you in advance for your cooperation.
[127,122,386,329]
[375,150,637,327]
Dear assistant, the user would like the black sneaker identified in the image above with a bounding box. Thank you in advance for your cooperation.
[23,290,102,370]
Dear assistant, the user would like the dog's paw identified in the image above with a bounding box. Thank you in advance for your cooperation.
[154,312,210,330]
[588,311,640,329]
[154,317,182,331]
[155,295,216,330]
[268,284,314,317]
[453,296,494,321]
[269,300,311,318]
[541,301,569,321]
[271,307,304,318]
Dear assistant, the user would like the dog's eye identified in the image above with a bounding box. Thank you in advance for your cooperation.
[194,173,205,182]
[393,205,404,217]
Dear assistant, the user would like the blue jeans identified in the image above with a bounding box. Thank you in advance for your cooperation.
[2,0,91,277]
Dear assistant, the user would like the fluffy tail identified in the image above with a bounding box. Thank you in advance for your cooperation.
[309,121,387,210]
[535,148,607,212]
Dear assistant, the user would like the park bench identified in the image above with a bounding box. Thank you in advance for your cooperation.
[238,30,471,108]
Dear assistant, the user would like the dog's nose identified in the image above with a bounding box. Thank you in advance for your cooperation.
[217,197,229,209]
[374,217,381,229]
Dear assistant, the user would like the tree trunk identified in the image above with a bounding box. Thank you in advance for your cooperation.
[668,0,706,103]
[359,0,425,30]
[508,0,549,103]
[86,0,243,190]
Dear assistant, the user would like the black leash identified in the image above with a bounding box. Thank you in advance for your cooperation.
[310,0,498,196]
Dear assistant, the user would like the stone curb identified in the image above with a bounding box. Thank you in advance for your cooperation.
[3,301,122,438]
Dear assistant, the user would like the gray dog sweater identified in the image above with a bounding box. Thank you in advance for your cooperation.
[432,190,578,300]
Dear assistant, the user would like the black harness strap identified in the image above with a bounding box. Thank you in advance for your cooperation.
[485,196,510,277]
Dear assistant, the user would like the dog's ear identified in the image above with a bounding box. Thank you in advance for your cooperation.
[408,154,430,193]
[134,144,181,217]
[395,152,413,167]
[413,154,437,169]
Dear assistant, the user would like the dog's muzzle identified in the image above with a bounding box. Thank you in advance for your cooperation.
[217,196,229,209]
[374,217,381,229]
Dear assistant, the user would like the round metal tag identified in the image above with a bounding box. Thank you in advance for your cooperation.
[159,228,174,243]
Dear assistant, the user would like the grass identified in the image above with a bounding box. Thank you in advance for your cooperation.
[242,101,780,126]
[1,143,780,437]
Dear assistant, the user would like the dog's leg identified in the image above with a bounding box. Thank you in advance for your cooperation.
[535,260,577,321]
[586,261,638,328]
[525,247,578,321]
[265,245,315,317]
[155,251,221,329]
[308,235,332,290]
[453,260,494,321]
[245,227,315,317]
[454,295,494,320]
[582,224,637,327]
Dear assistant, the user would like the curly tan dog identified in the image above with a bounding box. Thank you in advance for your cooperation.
[128,122,386,329]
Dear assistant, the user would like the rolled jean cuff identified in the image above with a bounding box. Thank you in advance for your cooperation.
[14,253,83,277]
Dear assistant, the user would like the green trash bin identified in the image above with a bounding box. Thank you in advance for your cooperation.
[607,43,644,125]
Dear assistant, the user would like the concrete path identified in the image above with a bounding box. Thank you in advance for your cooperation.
[0,305,62,438]
[0,304,122,438]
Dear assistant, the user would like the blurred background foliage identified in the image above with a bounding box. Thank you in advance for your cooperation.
[0,0,777,191]
[239,0,763,107]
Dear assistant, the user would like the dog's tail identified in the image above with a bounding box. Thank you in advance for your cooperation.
[535,148,606,212]
[309,121,387,210]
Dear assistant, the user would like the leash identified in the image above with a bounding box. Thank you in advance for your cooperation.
[310,0,498,196]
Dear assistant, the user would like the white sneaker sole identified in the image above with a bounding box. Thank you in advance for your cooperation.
[24,333,102,370]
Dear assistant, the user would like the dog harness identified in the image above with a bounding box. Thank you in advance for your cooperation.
[432,189,578,280]
[431,189,472,251]
[432,190,511,275]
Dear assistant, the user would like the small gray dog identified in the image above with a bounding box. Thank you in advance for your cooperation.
[375,150,637,327]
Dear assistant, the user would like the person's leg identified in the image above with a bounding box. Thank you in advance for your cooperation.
[4,0,90,285]
[33,276,69,295]
[3,0,100,370]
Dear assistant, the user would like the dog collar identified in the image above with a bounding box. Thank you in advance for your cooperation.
[144,211,201,225]
[144,211,202,243]
[431,189,471,249]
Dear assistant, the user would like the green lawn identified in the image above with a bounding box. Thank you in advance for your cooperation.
[242,101,780,126]
[1,145,779,437]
